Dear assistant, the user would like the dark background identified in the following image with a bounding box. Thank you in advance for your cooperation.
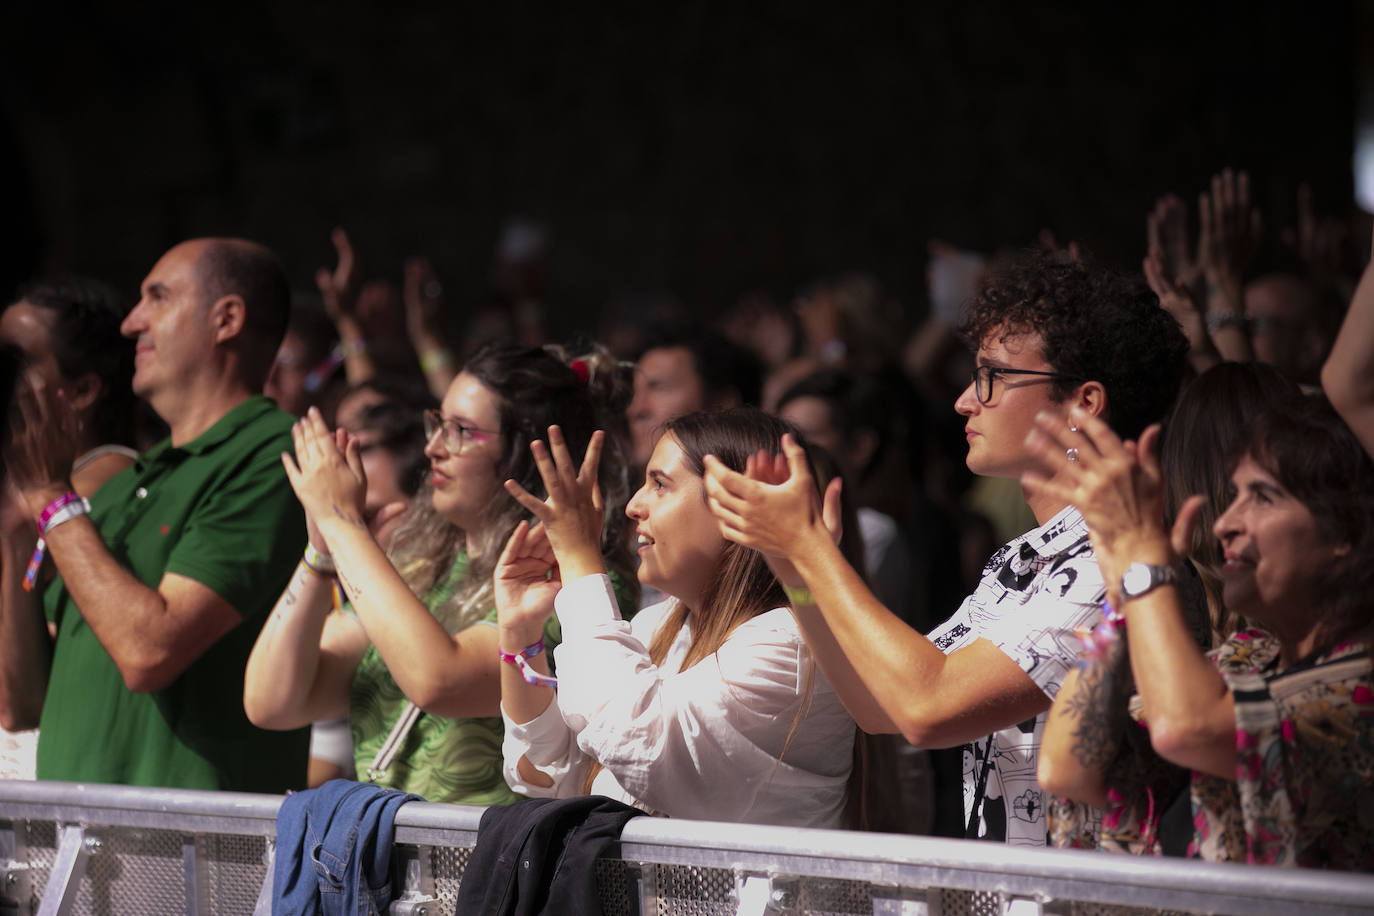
[0,1,1361,331]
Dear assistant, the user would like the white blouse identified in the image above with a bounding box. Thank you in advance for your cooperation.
[501,574,855,827]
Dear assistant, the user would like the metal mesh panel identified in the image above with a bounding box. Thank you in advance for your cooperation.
[929,887,1003,916]
[655,864,735,916]
[431,843,469,911]
[797,876,875,915]
[18,820,56,913]
[202,834,270,916]
[1070,904,1196,916]
[593,858,635,916]
[72,827,186,916]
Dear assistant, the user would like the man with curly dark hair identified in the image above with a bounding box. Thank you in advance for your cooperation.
[703,249,1189,847]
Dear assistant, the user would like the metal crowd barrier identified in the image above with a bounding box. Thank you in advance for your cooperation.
[0,780,1371,915]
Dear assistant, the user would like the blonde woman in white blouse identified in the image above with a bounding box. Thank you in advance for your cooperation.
[493,409,856,827]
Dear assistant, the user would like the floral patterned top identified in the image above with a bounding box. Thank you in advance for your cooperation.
[1190,629,1374,870]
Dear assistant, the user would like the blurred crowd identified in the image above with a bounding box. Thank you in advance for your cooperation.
[0,165,1371,874]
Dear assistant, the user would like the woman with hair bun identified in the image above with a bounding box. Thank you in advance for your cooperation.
[245,342,637,803]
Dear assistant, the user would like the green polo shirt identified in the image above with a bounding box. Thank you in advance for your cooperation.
[37,396,309,792]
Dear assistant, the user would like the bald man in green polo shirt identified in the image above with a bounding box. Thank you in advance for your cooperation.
[0,238,309,792]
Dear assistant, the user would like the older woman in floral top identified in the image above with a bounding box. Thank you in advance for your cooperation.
[1027,395,1374,870]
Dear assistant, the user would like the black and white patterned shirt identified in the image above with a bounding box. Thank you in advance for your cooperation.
[927,505,1106,846]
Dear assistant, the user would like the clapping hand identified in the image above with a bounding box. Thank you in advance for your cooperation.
[5,372,78,514]
[494,520,562,643]
[281,407,369,546]
[1021,407,1200,596]
[703,435,842,580]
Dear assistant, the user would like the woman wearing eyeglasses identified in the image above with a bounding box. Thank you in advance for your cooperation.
[244,343,637,803]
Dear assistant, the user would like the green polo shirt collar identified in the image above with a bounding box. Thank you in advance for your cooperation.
[138,395,280,465]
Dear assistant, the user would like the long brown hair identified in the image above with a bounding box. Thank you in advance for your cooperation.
[583,408,818,796]
[643,409,794,669]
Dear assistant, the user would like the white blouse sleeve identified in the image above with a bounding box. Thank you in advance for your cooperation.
[500,696,590,799]
[551,573,822,820]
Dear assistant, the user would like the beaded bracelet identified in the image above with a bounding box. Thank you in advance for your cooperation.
[499,638,559,689]
[1074,599,1125,665]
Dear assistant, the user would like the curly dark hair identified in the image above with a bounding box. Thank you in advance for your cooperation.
[960,250,1190,440]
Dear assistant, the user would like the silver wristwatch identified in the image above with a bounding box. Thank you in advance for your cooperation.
[1119,562,1178,601]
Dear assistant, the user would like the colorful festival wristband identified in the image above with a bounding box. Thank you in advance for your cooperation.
[37,492,83,534]
[25,495,92,592]
[499,638,558,689]
[301,543,336,577]
[1074,599,1125,665]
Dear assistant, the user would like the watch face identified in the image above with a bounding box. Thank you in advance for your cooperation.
[1123,565,1151,595]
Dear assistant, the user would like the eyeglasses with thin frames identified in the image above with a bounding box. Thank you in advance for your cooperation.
[971,365,1083,405]
[422,409,499,455]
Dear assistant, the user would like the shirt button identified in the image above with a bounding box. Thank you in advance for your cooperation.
[135,487,148,499]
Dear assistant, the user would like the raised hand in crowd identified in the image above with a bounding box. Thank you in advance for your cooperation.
[1145,193,1202,295]
[315,227,375,384]
[1284,182,1354,291]
[1143,245,1217,375]
[403,256,458,399]
[1197,169,1262,362]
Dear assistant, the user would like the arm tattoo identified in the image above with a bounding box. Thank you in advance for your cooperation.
[332,504,366,528]
[337,568,362,602]
[1064,642,1132,773]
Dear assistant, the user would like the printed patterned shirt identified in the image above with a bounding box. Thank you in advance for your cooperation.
[1191,631,1374,870]
[927,505,1106,846]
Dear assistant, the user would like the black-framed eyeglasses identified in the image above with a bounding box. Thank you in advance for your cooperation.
[422,409,499,455]
[971,365,1083,405]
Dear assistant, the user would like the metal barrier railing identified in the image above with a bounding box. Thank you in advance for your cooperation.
[0,780,1371,915]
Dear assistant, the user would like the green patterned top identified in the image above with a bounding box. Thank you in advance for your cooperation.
[350,553,525,804]
[348,554,632,805]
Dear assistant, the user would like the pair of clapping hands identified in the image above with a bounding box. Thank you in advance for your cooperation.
[282,409,408,552]
[280,412,610,638]
[709,410,1198,611]
[283,406,1192,629]
[2,373,81,537]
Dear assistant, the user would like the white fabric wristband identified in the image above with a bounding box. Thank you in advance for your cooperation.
[41,500,90,536]
[302,543,336,576]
